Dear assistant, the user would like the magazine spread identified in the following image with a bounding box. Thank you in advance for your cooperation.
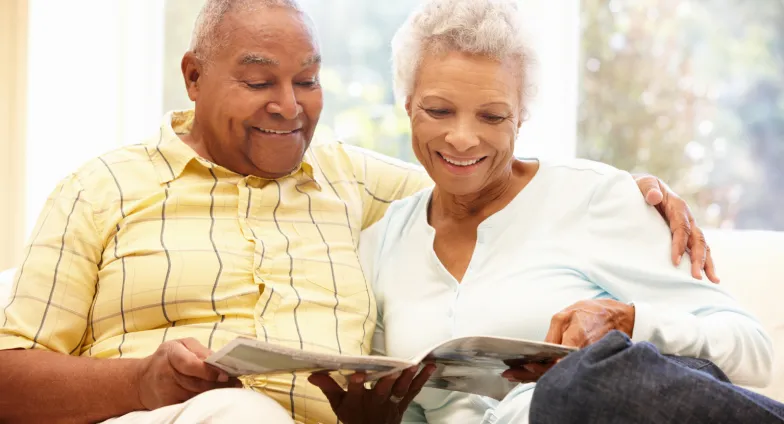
[206,336,576,399]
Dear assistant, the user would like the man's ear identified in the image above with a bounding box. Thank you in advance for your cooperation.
[182,52,203,102]
[405,96,413,118]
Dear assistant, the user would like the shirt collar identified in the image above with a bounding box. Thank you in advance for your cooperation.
[147,110,318,187]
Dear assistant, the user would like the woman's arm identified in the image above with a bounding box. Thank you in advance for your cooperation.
[582,170,773,387]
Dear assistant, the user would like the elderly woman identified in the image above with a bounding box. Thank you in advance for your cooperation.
[308,0,783,423]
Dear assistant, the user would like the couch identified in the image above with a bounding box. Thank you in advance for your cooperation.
[0,230,782,402]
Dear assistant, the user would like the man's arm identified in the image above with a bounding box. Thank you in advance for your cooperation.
[0,339,236,423]
[0,349,144,423]
[584,171,773,386]
[342,145,432,230]
[0,176,234,423]
[352,147,718,280]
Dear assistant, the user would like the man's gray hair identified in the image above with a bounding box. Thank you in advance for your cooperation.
[391,0,535,108]
[190,0,303,60]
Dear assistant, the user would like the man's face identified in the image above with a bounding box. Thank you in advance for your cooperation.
[184,7,323,178]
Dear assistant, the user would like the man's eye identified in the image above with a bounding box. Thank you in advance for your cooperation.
[426,109,451,118]
[246,82,272,89]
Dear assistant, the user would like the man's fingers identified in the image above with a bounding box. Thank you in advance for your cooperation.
[545,311,571,345]
[308,374,345,412]
[687,228,708,280]
[704,250,720,284]
[670,219,691,267]
[168,342,225,382]
[561,325,586,348]
[634,175,664,206]
[172,370,223,394]
[179,338,214,360]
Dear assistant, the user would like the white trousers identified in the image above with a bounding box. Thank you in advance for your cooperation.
[102,388,295,424]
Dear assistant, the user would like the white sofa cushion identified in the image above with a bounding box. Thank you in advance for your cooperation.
[703,230,784,401]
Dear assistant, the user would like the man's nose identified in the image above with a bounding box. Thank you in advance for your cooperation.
[444,120,480,152]
[266,84,302,120]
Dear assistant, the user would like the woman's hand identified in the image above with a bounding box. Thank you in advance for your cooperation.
[309,364,436,424]
[501,360,556,384]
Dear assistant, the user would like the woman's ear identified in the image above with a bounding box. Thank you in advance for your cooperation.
[181,51,203,102]
[405,96,413,118]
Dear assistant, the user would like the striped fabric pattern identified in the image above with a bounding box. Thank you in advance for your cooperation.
[0,110,430,424]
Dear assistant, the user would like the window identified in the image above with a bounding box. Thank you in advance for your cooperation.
[163,0,578,163]
[578,1,784,230]
[23,0,782,237]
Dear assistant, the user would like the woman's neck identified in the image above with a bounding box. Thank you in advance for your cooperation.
[430,159,534,223]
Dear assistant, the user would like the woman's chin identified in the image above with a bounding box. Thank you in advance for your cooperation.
[432,178,484,198]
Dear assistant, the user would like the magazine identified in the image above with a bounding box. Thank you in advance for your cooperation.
[206,336,576,399]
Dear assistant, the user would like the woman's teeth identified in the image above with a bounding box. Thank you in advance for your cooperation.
[441,154,482,167]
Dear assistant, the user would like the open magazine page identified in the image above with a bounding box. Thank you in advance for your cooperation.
[416,336,576,400]
[206,338,414,377]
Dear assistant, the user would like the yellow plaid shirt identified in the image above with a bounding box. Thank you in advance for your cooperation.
[0,111,429,423]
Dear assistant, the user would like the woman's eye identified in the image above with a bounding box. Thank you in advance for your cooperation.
[426,109,451,118]
[483,114,506,124]
[296,80,319,88]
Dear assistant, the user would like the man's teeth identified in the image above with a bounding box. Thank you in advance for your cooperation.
[441,155,482,166]
[255,127,296,134]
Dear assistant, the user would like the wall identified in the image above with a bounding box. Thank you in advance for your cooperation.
[24,0,165,237]
[0,0,28,271]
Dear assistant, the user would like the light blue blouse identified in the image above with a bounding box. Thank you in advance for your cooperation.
[359,159,773,424]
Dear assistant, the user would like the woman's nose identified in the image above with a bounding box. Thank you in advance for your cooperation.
[444,122,480,152]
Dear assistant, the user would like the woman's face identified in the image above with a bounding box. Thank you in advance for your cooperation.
[407,51,524,197]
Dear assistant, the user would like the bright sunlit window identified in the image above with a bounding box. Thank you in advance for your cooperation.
[23,0,784,233]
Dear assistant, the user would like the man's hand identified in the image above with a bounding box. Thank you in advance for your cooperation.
[544,300,634,348]
[309,365,436,424]
[634,174,720,283]
[136,338,241,410]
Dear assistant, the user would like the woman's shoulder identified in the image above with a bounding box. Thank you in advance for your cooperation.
[362,186,432,242]
[533,158,631,193]
[536,158,625,180]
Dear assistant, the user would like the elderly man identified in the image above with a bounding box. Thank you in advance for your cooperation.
[0,0,718,423]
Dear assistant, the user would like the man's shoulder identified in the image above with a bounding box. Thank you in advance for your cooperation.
[368,187,431,235]
[309,141,423,173]
[70,143,159,199]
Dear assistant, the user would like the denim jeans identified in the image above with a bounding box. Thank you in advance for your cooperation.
[527,331,784,424]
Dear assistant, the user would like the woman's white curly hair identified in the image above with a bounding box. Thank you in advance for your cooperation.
[391,0,535,110]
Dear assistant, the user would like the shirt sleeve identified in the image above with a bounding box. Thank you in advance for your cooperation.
[583,170,774,387]
[0,174,102,355]
[357,149,432,230]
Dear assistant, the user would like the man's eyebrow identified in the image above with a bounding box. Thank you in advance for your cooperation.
[302,54,322,67]
[239,54,279,66]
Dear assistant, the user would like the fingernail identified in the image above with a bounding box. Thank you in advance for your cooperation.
[675,256,681,266]
[218,373,229,383]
